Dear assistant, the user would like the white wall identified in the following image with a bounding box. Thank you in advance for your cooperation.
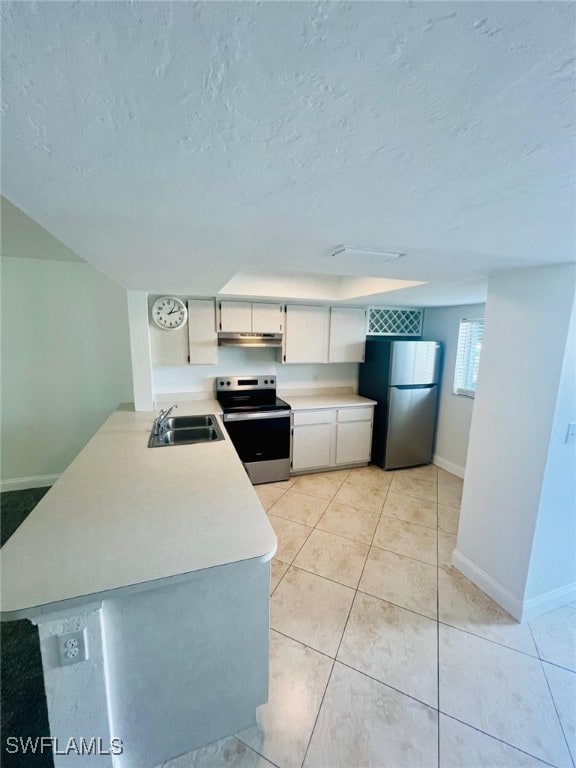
[1,258,133,488]
[422,303,485,476]
[524,291,576,606]
[454,264,576,620]
[153,349,358,399]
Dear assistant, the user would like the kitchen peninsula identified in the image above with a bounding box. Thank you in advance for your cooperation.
[1,402,277,768]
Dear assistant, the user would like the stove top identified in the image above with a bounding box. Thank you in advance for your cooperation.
[216,376,291,413]
[219,397,291,414]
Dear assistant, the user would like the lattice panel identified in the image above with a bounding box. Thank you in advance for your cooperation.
[367,307,423,336]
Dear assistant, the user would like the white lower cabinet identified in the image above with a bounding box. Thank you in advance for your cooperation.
[292,423,333,471]
[336,421,373,464]
[291,410,335,471]
[291,406,374,473]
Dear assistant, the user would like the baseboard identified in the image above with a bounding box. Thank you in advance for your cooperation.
[520,582,576,623]
[433,455,465,479]
[0,474,60,492]
[452,549,524,621]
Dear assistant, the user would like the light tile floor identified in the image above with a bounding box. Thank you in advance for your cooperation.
[161,465,576,768]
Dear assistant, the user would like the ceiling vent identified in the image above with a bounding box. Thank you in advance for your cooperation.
[332,246,405,262]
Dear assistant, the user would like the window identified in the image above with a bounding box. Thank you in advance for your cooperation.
[453,318,484,397]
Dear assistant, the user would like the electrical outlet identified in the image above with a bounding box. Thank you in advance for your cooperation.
[58,630,87,666]
[566,422,576,444]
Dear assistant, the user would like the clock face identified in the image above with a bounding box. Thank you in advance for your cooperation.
[152,297,188,330]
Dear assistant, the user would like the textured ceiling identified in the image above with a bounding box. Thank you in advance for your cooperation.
[1,1,574,305]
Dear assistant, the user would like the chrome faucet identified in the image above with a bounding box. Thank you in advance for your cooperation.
[153,404,178,435]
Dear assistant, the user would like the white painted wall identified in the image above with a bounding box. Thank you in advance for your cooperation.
[127,291,154,411]
[422,303,485,476]
[153,349,358,399]
[524,291,576,607]
[1,257,133,488]
[454,264,576,620]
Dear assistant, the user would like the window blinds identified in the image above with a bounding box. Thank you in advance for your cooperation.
[453,318,484,397]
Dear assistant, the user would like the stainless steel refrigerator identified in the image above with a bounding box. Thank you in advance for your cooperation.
[358,340,442,470]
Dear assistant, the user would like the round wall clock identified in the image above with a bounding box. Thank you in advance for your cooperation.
[151,297,188,330]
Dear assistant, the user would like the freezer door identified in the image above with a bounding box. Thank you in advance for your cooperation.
[385,385,438,469]
[389,342,441,386]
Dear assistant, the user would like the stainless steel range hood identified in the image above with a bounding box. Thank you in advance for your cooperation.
[218,332,283,348]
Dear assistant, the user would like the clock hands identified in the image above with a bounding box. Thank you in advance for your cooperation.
[152,297,187,329]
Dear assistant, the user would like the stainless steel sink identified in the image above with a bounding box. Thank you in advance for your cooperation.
[148,415,224,448]
[162,415,216,430]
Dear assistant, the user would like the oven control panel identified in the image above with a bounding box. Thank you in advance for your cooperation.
[216,376,276,392]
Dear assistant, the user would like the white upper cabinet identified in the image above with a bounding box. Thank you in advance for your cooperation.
[328,307,367,363]
[219,301,253,332]
[284,304,366,364]
[251,303,284,333]
[284,305,330,363]
[188,299,218,365]
[219,301,283,333]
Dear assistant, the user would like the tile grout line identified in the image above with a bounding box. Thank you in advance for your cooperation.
[270,469,391,581]
[530,622,576,768]
[270,467,480,768]
[439,520,570,767]
[230,738,282,768]
[269,472,354,594]
[272,469,564,768]
[272,629,472,720]
[435,619,543,660]
[534,657,576,674]
[335,657,438,711]
[299,468,394,768]
[271,512,450,569]
[377,509,440,532]
[298,659,336,768]
[294,470,353,768]
[265,483,293,597]
[438,712,561,768]
[369,539,437,568]
[274,468,477,767]
[274,475,545,654]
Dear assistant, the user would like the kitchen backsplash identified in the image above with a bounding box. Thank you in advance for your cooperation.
[152,345,358,396]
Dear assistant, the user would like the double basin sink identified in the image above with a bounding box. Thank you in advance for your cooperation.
[148,414,225,448]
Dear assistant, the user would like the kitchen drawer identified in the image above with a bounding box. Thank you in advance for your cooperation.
[337,406,374,423]
[292,409,336,427]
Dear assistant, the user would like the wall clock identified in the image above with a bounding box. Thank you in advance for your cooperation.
[151,297,188,330]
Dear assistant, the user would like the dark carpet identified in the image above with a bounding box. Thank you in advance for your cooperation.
[1,487,54,768]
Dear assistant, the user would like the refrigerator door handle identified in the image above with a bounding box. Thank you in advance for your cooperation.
[392,384,436,390]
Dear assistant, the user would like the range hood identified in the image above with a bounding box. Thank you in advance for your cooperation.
[218,332,283,348]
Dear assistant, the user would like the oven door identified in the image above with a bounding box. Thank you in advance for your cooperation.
[223,411,291,464]
[223,411,291,484]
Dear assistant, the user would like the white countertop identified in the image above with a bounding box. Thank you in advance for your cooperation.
[1,401,277,620]
[282,393,376,410]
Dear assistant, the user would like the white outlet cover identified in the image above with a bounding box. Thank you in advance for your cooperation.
[57,629,88,666]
